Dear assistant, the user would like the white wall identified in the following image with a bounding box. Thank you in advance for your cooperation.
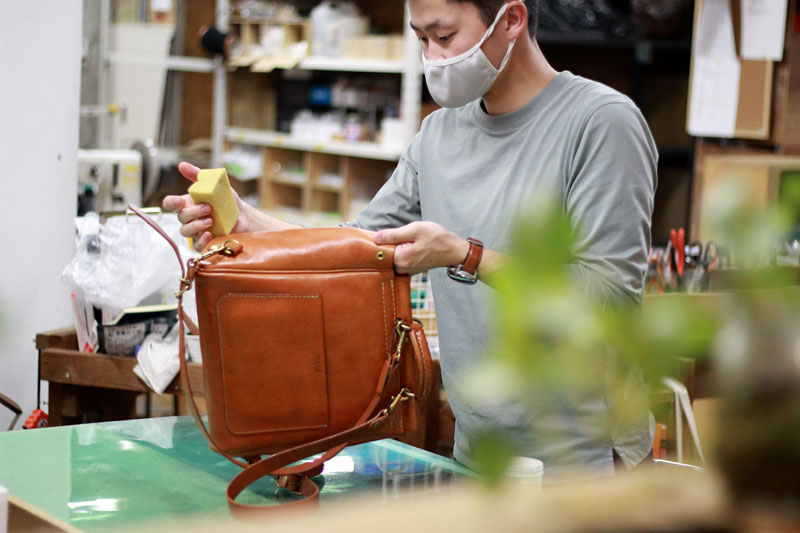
[0,1,82,430]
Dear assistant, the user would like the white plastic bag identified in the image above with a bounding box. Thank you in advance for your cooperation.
[134,328,180,395]
[62,211,194,317]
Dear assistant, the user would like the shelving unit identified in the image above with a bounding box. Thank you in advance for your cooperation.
[224,2,421,221]
[96,0,231,167]
[253,145,396,220]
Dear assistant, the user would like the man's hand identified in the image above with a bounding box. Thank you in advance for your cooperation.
[163,162,299,252]
[162,162,245,251]
[373,221,469,275]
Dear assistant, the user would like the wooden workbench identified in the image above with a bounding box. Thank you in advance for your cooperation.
[35,327,443,453]
[36,327,204,426]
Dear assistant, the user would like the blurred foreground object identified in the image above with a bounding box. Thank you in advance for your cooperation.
[462,183,800,528]
[151,466,731,532]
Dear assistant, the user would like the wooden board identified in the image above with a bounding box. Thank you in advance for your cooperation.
[40,349,205,396]
[689,139,774,240]
[692,153,800,242]
[8,494,78,533]
[180,0,214,144]
[772,0,800,150]
[735,59,774,139]
[35,327,79,351]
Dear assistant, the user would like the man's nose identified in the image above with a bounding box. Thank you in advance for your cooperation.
[424,43,448,61]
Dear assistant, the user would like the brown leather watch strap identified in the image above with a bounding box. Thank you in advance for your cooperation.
[461,238,484,276]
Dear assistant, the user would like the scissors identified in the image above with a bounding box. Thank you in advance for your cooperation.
[670,228,686,279]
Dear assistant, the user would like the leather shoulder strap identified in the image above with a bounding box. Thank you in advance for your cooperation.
[129,205,249,468]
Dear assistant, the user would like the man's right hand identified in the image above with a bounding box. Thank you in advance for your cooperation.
[163,162,300,252]
[162,162,247,252]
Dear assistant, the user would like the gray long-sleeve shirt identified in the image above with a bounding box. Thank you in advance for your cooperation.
[349,71,658,477]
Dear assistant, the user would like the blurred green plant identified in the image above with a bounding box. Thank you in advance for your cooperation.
[462,183,800,505]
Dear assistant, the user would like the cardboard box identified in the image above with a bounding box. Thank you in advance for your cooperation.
[342,35,393,60]
[341,34,405,61]
[114,0,142,23]
[389,35,406,61]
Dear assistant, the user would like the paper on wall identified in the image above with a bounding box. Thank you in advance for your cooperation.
[741,0,788,61]
[688,0,741,138]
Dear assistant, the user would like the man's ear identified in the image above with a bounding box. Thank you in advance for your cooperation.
[504,1,528,40]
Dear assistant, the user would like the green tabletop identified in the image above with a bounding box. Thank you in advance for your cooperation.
[0,416,472,531]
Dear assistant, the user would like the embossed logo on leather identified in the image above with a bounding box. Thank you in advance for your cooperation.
[314,353,322,373]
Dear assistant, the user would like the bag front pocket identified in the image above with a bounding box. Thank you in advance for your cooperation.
[216,293,329,435]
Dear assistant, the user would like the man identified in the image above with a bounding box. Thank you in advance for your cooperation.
[165,0,657,478]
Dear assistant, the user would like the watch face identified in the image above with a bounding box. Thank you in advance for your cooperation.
[447,266,478,284]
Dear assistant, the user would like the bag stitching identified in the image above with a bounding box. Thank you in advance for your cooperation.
[389,278,397,432]
[413,328,429,398]
[216,293,329,435]
[381,281,388,355]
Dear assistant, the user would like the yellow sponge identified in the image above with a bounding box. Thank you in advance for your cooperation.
[188,168,240,236]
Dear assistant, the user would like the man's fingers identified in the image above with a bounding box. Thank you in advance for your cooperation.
[178,161,201,183]
[163,194,188,211]
[177,202,212,224]
[374,224,418,245]
[194,232,213,252]
[180,217,213,238]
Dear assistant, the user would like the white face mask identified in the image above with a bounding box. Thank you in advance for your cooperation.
[422,2,516,109]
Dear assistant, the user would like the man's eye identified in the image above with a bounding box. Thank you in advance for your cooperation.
[439,33,454,42]
[419,36,429,44]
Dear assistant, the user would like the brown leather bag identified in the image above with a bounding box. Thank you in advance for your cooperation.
[130,205,433,517]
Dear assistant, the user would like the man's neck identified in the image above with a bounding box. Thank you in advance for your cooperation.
[482,37,558,116]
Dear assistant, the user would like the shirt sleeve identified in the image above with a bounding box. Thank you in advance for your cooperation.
[565,100,658,306]
[343,130,423,231]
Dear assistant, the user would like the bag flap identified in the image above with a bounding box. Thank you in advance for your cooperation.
[203,227,394,272]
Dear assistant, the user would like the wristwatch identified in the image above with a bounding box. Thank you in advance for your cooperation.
[447,238,484,284]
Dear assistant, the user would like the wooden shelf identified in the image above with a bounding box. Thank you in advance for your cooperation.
[226,127,403,161]
[299,55,406,73]
[272,174,309,186]
[312,183,344,193]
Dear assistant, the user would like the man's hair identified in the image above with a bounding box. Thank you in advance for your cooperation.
[448,0,539,39]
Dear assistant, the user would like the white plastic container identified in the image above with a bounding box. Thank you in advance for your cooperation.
[310,1,368,57]
[505,456,544,488]
[185,334,202,363]
[381,117,407,149]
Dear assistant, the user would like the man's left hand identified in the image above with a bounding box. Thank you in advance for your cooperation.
[374,221,469,274]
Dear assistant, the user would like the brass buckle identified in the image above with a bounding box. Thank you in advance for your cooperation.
[277,474,302,493]
[176,240,241,298]
[393,321,411,365]
[220,239,241,256]
[379,387,414,418]
[174,277,192,299]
